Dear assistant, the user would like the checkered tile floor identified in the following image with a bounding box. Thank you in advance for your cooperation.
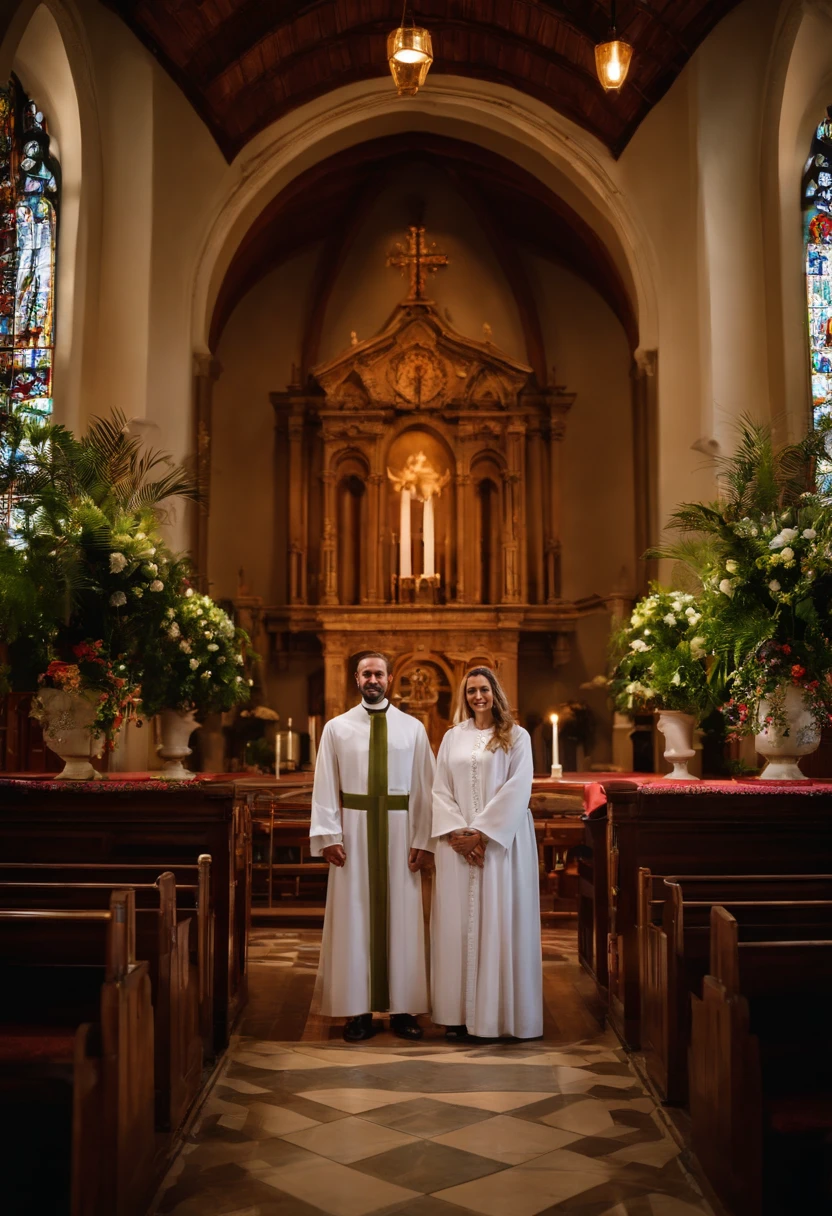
[153,929,714,1216]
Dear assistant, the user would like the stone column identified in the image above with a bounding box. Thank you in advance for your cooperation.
[367,473,383,603]
[631,351,659,593]
[501,470,521,604]
[510,421,527,602]
[494,633,520,715]
[287,412,307,604]
[546,415,566,603]
[528,422,546,604]
[453,471,467,603]
[321,635,348,722]
[321,467,339,605]
[192,353,222,589]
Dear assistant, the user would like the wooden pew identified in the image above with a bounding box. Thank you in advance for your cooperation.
[689,906,832,1216]
[592,780,832,1049]
[0,780,249,1054]
[638,870,832,1103]
[0,874,203,1133]
[0,890,156,1216]
[0,857,214,1057]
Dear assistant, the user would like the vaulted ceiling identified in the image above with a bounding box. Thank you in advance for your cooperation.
[104,0,744,160]
[208,133,639,377]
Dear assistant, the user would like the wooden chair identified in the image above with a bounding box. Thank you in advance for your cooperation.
[0,890,156,1216]
[689,905,832,1215]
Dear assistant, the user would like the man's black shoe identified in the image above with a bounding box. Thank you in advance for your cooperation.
[444,1025,468,1042]
[390,1013,423,1040]
[343,1013,376,1043]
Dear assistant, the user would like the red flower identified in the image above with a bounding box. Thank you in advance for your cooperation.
[45,660,72,678]
[791,664,807,682]
[782,644,792,655]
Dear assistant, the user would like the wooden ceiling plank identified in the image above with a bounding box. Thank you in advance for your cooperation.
[107,0,746,162]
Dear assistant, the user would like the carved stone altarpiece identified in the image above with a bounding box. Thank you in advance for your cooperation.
[270,227,578,737]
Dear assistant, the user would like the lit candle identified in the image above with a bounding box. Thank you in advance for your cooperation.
[550,712,562,780]
[400,487,412,578]
[423,494,435,578]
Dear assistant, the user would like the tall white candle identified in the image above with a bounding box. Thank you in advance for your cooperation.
[400,487,412,578]
[423,494,435,578]
[550,713,562,779]
[308,715,317,768]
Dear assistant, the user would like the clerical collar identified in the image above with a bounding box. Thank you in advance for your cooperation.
[362,698,389,714]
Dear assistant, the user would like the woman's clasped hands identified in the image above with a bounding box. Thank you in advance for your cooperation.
[449,829,487,868]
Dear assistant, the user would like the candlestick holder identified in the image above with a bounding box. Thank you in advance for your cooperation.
[550,763,563,780]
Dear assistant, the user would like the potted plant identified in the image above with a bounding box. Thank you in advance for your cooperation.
[656,417,832,779]
[137,585,253,779]
[0,409,197,775]
[610,586,713,779]
[30,642,142,779]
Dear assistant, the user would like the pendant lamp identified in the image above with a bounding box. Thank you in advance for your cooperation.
[388,2,433,97]
[595,0,633,92]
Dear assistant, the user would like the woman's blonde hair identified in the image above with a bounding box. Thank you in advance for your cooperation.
[453,666,515,752]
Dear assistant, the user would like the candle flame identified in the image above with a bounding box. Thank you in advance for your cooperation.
[550,713,558,725]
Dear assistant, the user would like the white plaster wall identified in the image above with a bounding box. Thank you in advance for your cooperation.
[524,258,635,602]
[209,247,319,603]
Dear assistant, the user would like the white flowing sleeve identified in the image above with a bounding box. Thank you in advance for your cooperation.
[408,724,437,851]
[309,721,343,856]
[432,729,469,839]
[470,727,533,850]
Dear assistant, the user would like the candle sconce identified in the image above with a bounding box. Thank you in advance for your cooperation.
[395,573,441,605]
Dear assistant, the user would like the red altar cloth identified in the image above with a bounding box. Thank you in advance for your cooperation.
[575,774,832,816]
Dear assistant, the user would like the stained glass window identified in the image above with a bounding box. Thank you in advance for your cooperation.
[0,77,60,422]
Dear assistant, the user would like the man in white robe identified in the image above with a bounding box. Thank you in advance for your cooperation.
[310,652,435,1041]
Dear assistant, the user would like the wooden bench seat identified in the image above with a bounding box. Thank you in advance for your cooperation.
[689,906,832,1215]
[0,857,214,1056]
[0,874,203,1133]
[638,870,832,1103]
[0,891,156,1216]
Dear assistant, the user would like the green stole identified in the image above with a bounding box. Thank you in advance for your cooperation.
[340,704,408,1012]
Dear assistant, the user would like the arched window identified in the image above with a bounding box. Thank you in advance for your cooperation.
[0,76,60,421]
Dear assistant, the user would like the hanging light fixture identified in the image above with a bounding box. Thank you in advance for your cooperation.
[388,1,433,97]
[595,0,633,92]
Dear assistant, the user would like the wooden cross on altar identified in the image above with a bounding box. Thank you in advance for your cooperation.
[387,225,448,302]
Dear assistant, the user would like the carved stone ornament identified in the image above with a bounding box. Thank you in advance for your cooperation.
[389,346,447,408]
[311,301,531,414]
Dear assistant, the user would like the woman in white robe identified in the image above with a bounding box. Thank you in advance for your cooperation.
[431,666,543,1040]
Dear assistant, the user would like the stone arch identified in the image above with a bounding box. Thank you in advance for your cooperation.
[190,76,659,362]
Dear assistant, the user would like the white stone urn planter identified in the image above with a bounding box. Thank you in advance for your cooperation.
[156,708,200,780]
[755,684,821,780]
[36,688,104,780]
[655,709,699,780]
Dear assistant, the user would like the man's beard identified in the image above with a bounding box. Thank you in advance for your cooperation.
[362,684,385,704]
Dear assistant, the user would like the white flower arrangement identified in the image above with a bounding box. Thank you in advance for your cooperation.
[138,587,253,717]
[610,585,713,717]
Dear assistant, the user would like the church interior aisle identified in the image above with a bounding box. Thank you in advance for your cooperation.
[150,928,715,1216]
